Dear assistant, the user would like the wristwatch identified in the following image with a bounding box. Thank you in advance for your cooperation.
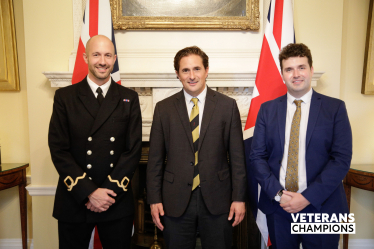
[274,189,284,202]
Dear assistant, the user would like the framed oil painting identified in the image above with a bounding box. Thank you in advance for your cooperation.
[0,0,20,91]
[110,0,260,30]
[362,0,374,94]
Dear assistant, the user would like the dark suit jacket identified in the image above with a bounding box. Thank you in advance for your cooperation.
[147,87,247,217]
[48,78,142,223]
[250,90,352,215]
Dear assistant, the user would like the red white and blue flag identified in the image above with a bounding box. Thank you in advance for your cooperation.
[72,0,121,85]
[244,0,294,246]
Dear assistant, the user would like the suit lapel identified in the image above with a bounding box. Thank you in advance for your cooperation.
[174,90,194,153]
[306,90,321,148]
[199,88,217,151]
[90,80,121,135]
[78,79,100,119]
[277,95,287,152]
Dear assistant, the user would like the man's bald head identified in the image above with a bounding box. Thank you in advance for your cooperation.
[85,35,115,55]
[83,35,117,86]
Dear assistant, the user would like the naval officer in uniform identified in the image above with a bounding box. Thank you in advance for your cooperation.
[48,35,142,249]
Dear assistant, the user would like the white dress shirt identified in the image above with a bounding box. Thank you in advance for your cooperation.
[279,88,313,193]
[184,86,207,135]
[87,76,111,98]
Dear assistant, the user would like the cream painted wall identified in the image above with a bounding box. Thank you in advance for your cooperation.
[0,0,32,241]
[294,0,344,98]
[0,0,371,247]
[340,0,374,240]
[22,0,73,247]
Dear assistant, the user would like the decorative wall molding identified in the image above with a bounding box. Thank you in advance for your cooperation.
[26,185,56,196]
[68,49,262,72]
[72,0,84,50]
[340,239,374,249]
[70,49,261,59]
[44,71,323,141]
[44,71,323,89]
[0,239,33,249]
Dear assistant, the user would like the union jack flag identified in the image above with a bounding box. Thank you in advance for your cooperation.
[72,0,121,85]
[244,0,295,246]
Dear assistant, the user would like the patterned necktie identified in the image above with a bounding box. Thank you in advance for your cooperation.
[96,87,104,105]
[285,100,303,192]
[190,98,200,190]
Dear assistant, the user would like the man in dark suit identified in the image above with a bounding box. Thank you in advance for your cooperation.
[146,46,247,249]
[48,35,142,249]
[250,43,352,249]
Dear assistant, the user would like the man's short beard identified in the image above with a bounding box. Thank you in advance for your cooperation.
[90,68,111,80]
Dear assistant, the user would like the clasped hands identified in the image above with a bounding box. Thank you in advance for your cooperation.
[85,188,117,213]
[279,190,310,213]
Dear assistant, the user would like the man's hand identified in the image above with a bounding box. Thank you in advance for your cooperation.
[280,191,310,213]
[86,188,116,212]
[279,192,292,204]
[151,203,165,231]
[228,201,246,227]
[86,200,103,213]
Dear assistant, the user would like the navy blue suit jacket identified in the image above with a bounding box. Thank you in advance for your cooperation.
[250,90,352,215]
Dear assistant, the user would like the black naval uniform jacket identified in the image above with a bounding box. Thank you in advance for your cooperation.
[48,77,142,223]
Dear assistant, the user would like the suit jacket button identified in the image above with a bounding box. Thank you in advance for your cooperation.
[110,137,115,142]
[190,162,194,166]
[188,183,192,186]
[89,177,92,180]
[110,150,114,155]
[87,164,92,169]
[87,150,92,155]
[88,137,92,141]
[110,163,114,168]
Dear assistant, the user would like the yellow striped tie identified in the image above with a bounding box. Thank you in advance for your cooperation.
[190,98,200,190]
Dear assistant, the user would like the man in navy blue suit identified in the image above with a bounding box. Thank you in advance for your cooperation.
[250,43,352,249]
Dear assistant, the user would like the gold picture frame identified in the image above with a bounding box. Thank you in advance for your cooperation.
[362,0,374,94]
[110,0,260,30]
[0,0,19,91]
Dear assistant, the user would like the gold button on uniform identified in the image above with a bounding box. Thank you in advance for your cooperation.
[88,137,92,141]
[110,150,114,155]
[110,163,114,168]
[87,164,92,169]
[110,137,115,142]
[87,150,92,155]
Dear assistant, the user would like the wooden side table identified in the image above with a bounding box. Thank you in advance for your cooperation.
[0,163,29,249]
[343,164,374,249]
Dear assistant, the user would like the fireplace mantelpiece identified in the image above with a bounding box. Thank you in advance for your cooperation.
[43,71,323,141]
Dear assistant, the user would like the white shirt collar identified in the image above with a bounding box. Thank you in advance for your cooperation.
[287,88,313,105]
[87,76,111,97]
[183,86,207,103]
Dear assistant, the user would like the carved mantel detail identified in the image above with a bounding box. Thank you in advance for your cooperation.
[43,71,323,141]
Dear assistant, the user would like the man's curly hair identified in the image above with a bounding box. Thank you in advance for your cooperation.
[279,43,313,71]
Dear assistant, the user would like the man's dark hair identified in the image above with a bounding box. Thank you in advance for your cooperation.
[279,43,313,71]
[174,46,209,72]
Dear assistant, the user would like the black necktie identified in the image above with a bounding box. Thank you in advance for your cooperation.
[96,87,104,105]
